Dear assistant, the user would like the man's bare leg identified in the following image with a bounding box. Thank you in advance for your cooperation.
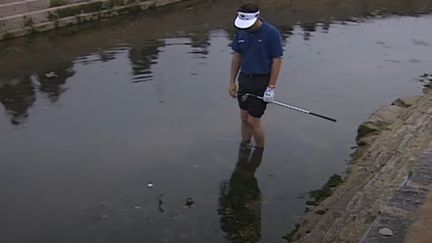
[240,110,252,144]
[249,116,265,148]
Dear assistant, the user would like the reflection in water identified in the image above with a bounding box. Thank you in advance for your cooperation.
[320,20,331,33]
[300,22,317,41]
[0,65,74,125]
[128,40,164,83]
[0,77,36,125]
[74,48,123,65]
[0,1,432,242]
[279,25,294,40]
[218,145,264,243]
[37,66,75,103]
[189,31,211,58]
[97,49,118,63]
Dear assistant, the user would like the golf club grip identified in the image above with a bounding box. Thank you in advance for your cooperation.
[309,112,337,122]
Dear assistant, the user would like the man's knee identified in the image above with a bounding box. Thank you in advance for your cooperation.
[248,116,261,128]
[241,111,262,127]
[241,111,250,123]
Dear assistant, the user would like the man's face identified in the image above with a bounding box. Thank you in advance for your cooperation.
[245,20,259,32]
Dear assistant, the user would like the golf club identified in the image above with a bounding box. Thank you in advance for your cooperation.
[242,93,337,122]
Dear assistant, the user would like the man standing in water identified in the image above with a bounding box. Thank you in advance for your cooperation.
[229,3,283,148]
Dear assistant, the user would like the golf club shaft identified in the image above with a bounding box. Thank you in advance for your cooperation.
[246,94,337,122]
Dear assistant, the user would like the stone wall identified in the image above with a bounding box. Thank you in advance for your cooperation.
[0,0,184,41]
[289,83,432,242]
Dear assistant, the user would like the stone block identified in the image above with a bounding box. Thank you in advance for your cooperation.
[0,0,52,18]
[0,0,25,5]
[0,8,54,32]
[0,0,184,40]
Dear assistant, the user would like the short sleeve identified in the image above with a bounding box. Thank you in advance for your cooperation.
[270,29,283,58]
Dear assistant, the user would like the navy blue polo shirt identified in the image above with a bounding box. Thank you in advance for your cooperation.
[232,21,283,75]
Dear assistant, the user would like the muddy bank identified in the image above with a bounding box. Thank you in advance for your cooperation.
[290,74,432,242]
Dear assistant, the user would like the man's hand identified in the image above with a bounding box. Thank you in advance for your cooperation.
[263,87,275,102]
[229,82,238,98]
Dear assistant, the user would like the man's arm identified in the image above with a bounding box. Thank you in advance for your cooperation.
[268,57,282,88]
[262,57,282,102]
[229,52,242,98]
[230,52,242,83]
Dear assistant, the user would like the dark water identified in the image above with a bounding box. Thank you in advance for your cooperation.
[1,0,432,242]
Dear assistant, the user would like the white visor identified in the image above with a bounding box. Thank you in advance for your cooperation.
[234,11,260,29]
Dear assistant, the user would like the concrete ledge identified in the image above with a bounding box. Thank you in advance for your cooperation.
[0,0,50,18]
[0,0,86,17]
[0,0,88,18]
[0,0,30,4]
[0,0,185,41]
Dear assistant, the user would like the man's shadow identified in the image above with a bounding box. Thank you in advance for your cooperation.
[218,145,264,243]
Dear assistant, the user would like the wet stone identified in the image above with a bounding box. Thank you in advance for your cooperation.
[314,208,328,215]
[379,227,394,236]
[361,211,410,242]
[388,186,427,212]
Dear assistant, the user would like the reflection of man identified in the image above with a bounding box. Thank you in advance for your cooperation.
[229,3,283,148]
[218,144,264,243]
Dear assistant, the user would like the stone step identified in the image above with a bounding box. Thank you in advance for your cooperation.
[0,0,25,5]
[0,0,87,18]
[0,0,49,18]
[0,0,182,37]
[0,0,109,32]
[0,0,83,6]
